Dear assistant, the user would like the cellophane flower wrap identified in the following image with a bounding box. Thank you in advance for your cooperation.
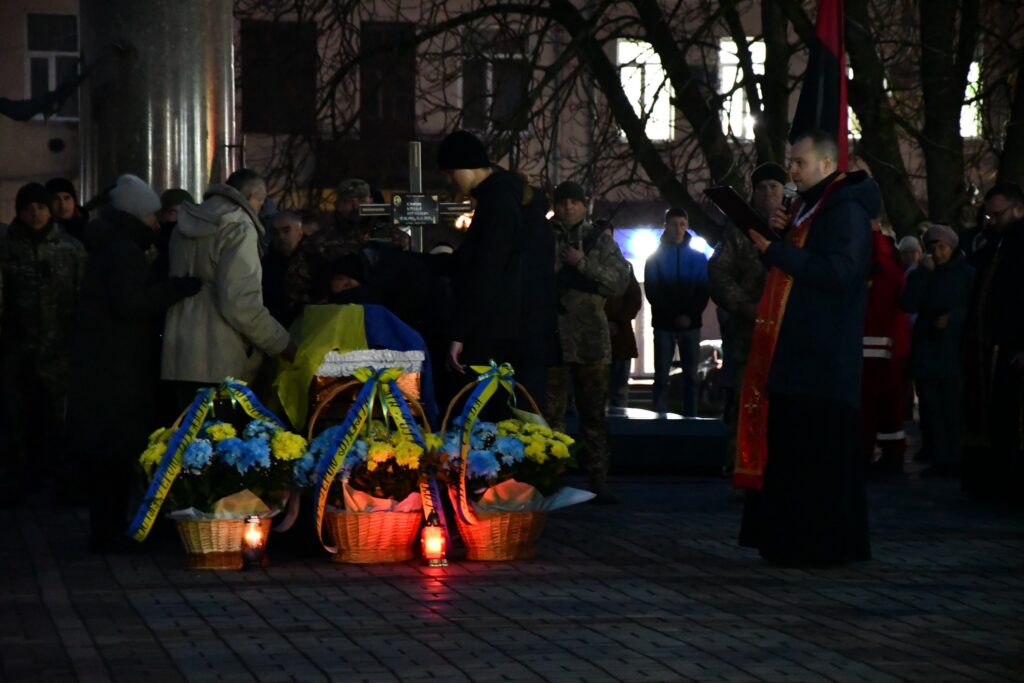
[439,417,577,500]
[138,418,310,513]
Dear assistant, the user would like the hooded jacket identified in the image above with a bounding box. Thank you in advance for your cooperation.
[762,170,879,408]
[161,185,290,383]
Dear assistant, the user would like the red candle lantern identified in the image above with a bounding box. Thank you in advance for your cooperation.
[421,511,447,567]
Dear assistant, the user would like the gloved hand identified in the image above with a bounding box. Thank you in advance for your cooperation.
[171,276,202,298]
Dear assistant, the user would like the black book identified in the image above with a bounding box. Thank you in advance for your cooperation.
[704,186,781,241]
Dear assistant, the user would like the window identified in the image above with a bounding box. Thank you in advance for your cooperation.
[617,40,674,141]
[462,29,531,131]
[361,22,417,138]
[961,61,981,138]
[26,13,79,120]
[240,20,318,134]
[718,38,764,139]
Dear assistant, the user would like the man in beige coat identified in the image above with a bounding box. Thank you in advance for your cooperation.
[162,170,296,401]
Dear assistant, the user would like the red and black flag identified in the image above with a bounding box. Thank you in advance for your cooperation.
[789,0,848,170]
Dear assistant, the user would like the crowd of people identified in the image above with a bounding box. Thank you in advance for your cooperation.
[0,127,1019,562]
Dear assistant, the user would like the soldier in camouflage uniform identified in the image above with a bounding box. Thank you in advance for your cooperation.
[544,182,630,504]
[0,183,87,499]
[707,163,778,473]
[285,178,410,308]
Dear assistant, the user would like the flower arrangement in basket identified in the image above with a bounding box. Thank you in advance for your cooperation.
[309,367,431,563]
[129,380,309,569]
[440,363,595,561]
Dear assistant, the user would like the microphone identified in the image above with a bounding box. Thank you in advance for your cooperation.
[782,182,798,212]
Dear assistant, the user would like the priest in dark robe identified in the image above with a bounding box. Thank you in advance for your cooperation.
[736,131,875,565]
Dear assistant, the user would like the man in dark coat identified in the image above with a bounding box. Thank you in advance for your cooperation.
[644,208,710,415]
[67,174,201,552]
[738,131,875,565]
[899,224,974,477]
[46,177,89,245]
[963,183,1024,500]
[436,130,556,407]
[262,211,305,328]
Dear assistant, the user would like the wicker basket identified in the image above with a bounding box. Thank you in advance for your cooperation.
[324,509,422,563]
[451,506,547,561]
[442,375,549,560]
[175,517,273,570]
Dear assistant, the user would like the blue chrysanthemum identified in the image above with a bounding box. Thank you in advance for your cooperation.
[243,419,280,442]
[292,452,316,488]
[470,421,498,450]
[467,449,500,480]
[216,437,246,469]
[494,436,525,465]
[238,439,272,474]
[340,439,369,478]
[182,439,213,474]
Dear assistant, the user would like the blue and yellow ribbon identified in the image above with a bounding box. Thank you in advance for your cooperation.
[127,379,285,542]
[312,367,425,552]
[452,362,516,526]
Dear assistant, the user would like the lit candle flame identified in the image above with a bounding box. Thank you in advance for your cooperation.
[455,212,474,230]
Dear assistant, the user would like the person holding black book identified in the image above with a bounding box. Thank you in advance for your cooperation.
[737,131,875,565]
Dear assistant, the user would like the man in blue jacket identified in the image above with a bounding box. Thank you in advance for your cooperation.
[643,208,709,416]
[738,131,875,565]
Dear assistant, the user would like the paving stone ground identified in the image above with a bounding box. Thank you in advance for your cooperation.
[1,474,1021,682]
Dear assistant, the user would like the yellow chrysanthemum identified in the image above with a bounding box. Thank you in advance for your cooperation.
[148,427,172,445]
[205,423,237,442]
[270,431,308,461]
[139,441,166,470]
[549,440,570,460]
[524,439,548,463]
[366,441,394,471]
[497,419,521,435]
[394,441,423,469]
[552,431,574,446]
[425,432,443,452]
[523,422,553,437]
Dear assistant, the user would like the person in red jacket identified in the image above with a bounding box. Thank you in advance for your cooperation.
[862,224,912,475]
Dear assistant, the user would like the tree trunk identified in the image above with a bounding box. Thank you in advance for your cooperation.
[843,0,927,236]
[547,0,723,241]
[919,0,979,228]
[998,47,1024,185]
[760,0,791,165]
[630,0,744,192]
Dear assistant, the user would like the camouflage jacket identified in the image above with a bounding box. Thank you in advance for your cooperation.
[708,223,766,351]
[284,216,408,307]
[552,218,630,364]
[0,219,87,372]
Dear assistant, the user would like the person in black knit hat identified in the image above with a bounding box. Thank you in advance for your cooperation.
[1,182,87,504]
[45,177,89,244]
[436,130,558,416]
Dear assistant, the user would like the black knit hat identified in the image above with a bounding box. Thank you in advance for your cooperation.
[45,177,77,202]
[16,182,53,213]
[436,130,491,170]
[160,188,196,211]
[553,181,587,204]
[751,162,788,188]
